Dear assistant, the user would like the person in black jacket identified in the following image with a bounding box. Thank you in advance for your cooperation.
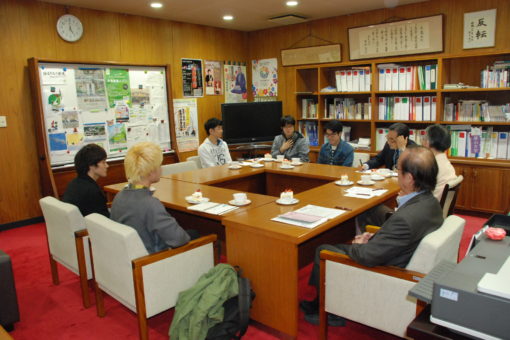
[362,122,416,170]
[62,143,110,217]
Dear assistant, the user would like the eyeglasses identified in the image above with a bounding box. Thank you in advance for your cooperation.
[325,132,339,137]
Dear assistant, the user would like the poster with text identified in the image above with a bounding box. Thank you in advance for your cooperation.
[75,68,108,112]
[204,60,223,95]
[173,98,199,152]
[224,64,247,103]
[252,58,278,97]
[181,59,203,97]
[105,68,131,107]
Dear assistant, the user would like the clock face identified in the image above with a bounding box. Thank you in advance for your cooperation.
[56,14,83,42]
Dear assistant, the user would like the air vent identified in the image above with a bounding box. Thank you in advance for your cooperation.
[268,14,307,25]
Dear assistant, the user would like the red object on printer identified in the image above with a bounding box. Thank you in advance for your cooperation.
[485,227,507,240]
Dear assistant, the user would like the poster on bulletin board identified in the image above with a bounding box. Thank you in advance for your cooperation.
[37,62,172,167]
[252,58,278,97]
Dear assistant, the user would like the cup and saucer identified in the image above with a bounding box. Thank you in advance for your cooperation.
[185,196,210,204]
[228,162,242,170]
[280,163,295,169]
[335,180,354,186]
[290,158,303,166]
[357,180,375,186]
[370,174,385,181]
[276,198,299,205]
[229,193,251,206]
[250,163,264,168]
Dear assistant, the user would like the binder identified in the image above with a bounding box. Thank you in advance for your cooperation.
[423,96,431,121]
[346,70,353,91]
[340,71,347,92]
[409,129,416,143]
[394,97,401,120]
[430,64,437,90]
[364,69,371,91]
[402,97,410,120]
[490,131,499,158]
[378,97,386,120]
[406,66,413,90]
[358,70,365,92]
[398,67,406,91]
[415,97,423,121]
[458,131,467,157]
[391,67,399,91]
[497,132,508,159]
[385,68,392,90]
[335,71,342,91]
[376,128,388,151]
[379,68,385,91]
[431,96,437,120]
[352,70,360,91]
[425,65,431,90]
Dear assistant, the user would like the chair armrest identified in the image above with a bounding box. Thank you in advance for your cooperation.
[365,225,380,234]
[132,234,217,269]
[320,250,424,282]
[74,229,89,238]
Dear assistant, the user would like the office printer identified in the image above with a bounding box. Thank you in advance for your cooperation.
[424,236,510,339]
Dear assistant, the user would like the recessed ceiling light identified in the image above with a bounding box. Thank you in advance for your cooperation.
[286,1,299,6]
[150,2,163,8]
[223,15,234,21]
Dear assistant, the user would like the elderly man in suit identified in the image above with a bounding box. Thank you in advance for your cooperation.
[301,146,444,326]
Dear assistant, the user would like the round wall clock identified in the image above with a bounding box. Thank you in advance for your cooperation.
[56,14,83,42]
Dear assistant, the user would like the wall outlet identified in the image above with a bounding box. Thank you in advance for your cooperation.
[0,116,6,128]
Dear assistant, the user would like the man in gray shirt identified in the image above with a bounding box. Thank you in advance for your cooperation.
[270,115,310,162]
[111,142,192,253]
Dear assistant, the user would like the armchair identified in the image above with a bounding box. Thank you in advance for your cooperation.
[39,196,92,308]
[161,161,197,176]
[84,213,216,340]
[439,175,463,218]
[319,215,465,339]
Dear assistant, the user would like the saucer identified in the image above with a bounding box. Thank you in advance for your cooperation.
[357,180,375,186]
[228,199,252,207]
[276,198,299,205]
[228,165,242,170]
[370,174,385,181]
[275,159,284,163]
[250,163,264,168]
[185,196,210,204]
[262,158,274,162]
[335,180,354,186]
[291,162,303,166]
[280,164,295,169]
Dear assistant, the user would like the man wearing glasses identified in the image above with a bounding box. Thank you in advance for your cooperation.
[317,120,354,166]
[362,122,416,170]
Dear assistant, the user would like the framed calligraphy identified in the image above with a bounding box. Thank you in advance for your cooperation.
[463,9,496,49]
[348,15,443,60]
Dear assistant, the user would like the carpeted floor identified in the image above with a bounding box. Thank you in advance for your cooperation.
[0,213,486,339]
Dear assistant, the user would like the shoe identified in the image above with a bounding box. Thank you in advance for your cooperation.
[299,299,318,314]
[304,312,346,327]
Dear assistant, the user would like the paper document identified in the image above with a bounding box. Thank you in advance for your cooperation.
[271,204,345,229]
[187,202,239,215]
[344,186,388,199]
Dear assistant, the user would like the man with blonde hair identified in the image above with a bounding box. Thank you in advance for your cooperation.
[111,141,192,253]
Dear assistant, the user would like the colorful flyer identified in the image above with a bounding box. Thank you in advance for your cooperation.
[252,58,278,97]
[105,68,131,108]
[181,59,203,97]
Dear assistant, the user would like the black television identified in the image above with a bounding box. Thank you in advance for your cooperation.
[221,101,282,144]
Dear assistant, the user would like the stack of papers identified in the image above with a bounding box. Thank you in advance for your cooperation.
[344,186,388,199]
[271,204,345,229]
[187,202,239,215]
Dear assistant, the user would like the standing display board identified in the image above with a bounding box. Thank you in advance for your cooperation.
[28,58,177,197]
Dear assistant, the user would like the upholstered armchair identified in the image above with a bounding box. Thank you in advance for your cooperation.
[84,213,216,340]
[39,196,92,308]
[161,160,198,176]
[319,215,465,339]
[439,175,464,218]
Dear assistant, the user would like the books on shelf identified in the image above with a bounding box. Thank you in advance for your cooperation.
[376,127,426,151]
[481,60,510,88]
[301,98,317,118]
[334,67,371,92]
[378,64,437,91]
[324,97,371,120]
[447,125,510,159]
[299,121,319,146]
[377,96,436,121]
[443,98,510,122]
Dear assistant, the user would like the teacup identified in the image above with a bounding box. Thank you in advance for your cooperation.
[361,175,372,184]
[340,175,349,184]
[376,168,391,176]
[233,193,247,205]
[276,155,285,162]
[291,157,300,165]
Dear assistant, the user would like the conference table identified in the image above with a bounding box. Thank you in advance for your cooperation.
[104,161,400,338]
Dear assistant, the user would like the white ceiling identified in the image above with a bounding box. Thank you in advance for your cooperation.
[40,0,428,32]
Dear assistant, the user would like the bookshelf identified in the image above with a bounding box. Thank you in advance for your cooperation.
[294,51,510,213]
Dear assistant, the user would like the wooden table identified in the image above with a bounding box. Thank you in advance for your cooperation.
[106,162,400,338]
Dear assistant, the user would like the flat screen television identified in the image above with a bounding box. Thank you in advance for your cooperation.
[221,101,282,144]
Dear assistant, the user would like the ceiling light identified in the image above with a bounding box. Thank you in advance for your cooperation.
[223,15,234,21]
[286,1,299,6]
[150,2,163,8]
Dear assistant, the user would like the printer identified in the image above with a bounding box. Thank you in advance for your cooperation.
[428,235,510,339]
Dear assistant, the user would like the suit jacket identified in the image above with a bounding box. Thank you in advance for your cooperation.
[366,139,417,169]
[342,191,443,268]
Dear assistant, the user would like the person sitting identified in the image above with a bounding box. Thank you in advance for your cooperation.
[198,118,232,168]
[317,120,354,167]
[421,124,457,201]
[110,142,192,254]
[362,122,416,170]
[62,143,109,217]
[270,115,310,162]
[301,146,443,326]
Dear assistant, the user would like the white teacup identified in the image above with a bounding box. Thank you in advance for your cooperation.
[340,175,349,184]
[361,175,372,184]
[233,193,247,205]
[376,168,391,176]
[276,155,285,161]
[291,157,300,165]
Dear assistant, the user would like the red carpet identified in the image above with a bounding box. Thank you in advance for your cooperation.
[0,214,486,339]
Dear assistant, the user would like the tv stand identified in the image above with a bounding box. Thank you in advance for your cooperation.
[230,143,272,159]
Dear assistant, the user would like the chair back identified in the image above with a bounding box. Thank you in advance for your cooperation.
[85,214,148,312]
[352,152,369,167]
[39,196,92,278]
[161,161,198,176]
[439,175,463,218]
[406,215,465,273]
[186,155,202,169]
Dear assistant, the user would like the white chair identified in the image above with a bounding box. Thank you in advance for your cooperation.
[439,175,464,219]
[161,160,197,176]
[319,215,465,339]
[186,155,202,169]
[39,196,93,308]
[352,152,369,167]
[84,213,216,340]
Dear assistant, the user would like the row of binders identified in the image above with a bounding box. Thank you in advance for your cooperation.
[443,99,510,122]
[301,98,318,118]
[378,96,437,121]
[375,128,426,151]
[334,68,371,92]
[324,98,371,120]
[378,64,438,91]
[481,60,510,88]
[448,126,510,159]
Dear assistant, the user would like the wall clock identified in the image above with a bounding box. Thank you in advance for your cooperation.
[56,14,83,42]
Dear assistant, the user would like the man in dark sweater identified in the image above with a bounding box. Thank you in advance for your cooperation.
[62,143,109,217]
[362,122,416,170]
